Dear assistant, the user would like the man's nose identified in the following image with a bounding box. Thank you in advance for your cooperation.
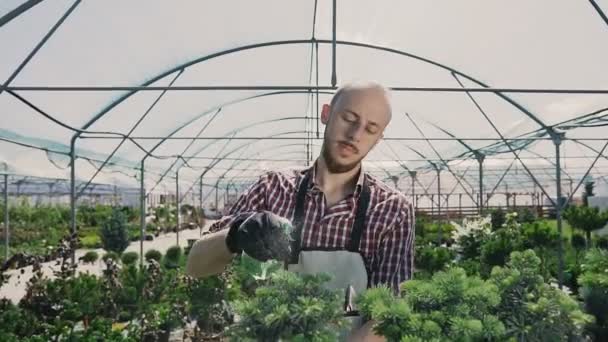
[347,122,365,142]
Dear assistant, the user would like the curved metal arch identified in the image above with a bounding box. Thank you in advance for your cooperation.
[77,39,550,137]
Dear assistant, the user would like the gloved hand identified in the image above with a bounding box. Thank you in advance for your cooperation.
[225,211,293,262]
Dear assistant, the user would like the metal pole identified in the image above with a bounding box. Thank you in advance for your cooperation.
[69,136,77,265]
[199,174,203,210]
[409,171,417,208]
[553,132,565,288]
[4,174,8,261]
[437,168,442,219]
[477,153,485,214]
[331,0,337,87]
[176,170,180,246]
[459,193,463,216]
[215,181,219,214]
[140,161,145,268]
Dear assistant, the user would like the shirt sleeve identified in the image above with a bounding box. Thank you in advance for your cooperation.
[207,172,272,233]
[369,199,415,294]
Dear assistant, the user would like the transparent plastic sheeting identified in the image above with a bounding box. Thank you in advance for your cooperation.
[1,0,608,202]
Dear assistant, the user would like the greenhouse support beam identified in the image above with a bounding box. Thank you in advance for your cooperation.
[199,174,203,210]
[331,0,337,87]
[69,136,76,265]
[452,74,557,208]
[409,171,417,208]
[476,153,485,214]
[7,85,608,94]
[140,161,145,269]
[552,132,565,289]
[437,168,442,230]
[176,170,180,247]
[589,0,608,29]
[563,140,608,205]
[0,0,81,97]
[4,174,8,261]
[0,0,45,28]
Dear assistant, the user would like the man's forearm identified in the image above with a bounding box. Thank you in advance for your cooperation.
[185,229,234,278]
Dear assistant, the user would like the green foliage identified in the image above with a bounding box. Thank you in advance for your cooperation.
[490,207,506,230]
[81,251,99,264]
[100,209,130,254]
[572,232,587,251]
[578,248,608,340]
[163,246,182,269]
[79,233,102,249]
[121,251,139,265]
[490,250,593,341]
[596,235,608,249]
[414,245,454,278]
[190,275,234,334]
[227,270,346,341]
[357,268,505,341]
[102,251,120,263]
[480,213,523,275]
[564,205,608,248]
[144,249,162,262]
[583,181,595,207]
[516,207,537,224]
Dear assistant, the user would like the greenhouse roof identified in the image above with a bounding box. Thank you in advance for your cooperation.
[1,0,608,204]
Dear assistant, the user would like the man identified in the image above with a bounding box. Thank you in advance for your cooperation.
[186,81,415,341]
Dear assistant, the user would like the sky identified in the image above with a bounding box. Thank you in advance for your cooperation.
[1,0,608,203]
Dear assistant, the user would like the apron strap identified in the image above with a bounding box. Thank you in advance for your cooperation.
[289,168,370,263]
[346,179,370,252]
[288,171,311,264]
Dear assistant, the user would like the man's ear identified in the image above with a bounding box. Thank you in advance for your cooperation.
[321,104,331,124]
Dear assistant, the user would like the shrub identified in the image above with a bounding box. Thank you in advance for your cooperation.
[80,234,102,249]
[121,251,139,265]
[564,205,608,249]
[357,268,505,341]
[102,251,120,263]
[490,207,506,230]
[480,213,523,275]
[490,250,593,341]
[163,246,182,269]
[100,209,130,254]
[227,270,346,341]
[415,245,454,277]
[578,248,608,340]
[81,251,99,264]
[145,249,162,262]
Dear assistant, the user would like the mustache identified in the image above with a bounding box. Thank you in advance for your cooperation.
[338,140,359,154]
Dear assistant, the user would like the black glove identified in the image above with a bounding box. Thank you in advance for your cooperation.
[225,211,292,262]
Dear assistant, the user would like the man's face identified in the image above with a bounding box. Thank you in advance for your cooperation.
[321,87,391,173]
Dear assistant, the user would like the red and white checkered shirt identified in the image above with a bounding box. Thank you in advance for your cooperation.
[209,165,415,292]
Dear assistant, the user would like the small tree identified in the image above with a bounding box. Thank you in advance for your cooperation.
[582,181,595,207]
[564,205,608,249]
[100,209,130,254]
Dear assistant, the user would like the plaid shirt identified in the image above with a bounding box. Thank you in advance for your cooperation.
[209,165,415,292]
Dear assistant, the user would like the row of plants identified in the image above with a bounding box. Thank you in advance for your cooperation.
[0,202,206,265]
[2,204,608,341]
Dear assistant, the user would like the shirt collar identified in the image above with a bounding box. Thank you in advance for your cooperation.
[302,161,366,195]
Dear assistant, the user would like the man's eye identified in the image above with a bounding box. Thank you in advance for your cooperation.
[343,113,357,122]
[366,126,379,134]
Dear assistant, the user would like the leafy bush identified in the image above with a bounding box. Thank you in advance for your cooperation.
[516,207,537,224]
[451,215,492,261]
[121,251,139,265]
[80,234,102,249]
[81,251,99,264]
[415,245,454,277]
[163,246,182,269]
[190,275,234,335]
[480,213,523,275]
[490,250,593,341]
[578,248,608,340]
[102,251,120,263]
[227,270,346,341]
[100,209,130,254]
[358,268,505,341]
[596,236,608,249]
[490,207,506,230]
[145,249,162,262]
[564,205,608,248]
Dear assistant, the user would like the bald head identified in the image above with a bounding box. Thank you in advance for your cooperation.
[319,81,392,173]
[330,81,392,125]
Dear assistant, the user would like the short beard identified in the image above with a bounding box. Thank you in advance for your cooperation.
[320,142,362,174]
